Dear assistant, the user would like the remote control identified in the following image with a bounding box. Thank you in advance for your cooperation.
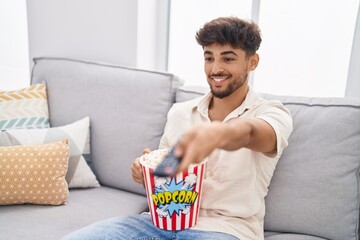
[153,145,182,177]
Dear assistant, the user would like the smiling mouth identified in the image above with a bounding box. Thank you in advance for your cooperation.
[210,76,230,84]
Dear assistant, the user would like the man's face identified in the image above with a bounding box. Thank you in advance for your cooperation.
[203,44,258,99]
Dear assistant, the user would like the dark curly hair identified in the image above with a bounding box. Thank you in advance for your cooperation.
[196,17,262,56]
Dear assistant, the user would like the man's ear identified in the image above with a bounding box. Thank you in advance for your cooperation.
[248,53,259,71]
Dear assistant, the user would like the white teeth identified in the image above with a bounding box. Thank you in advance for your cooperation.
[213,78,226,82]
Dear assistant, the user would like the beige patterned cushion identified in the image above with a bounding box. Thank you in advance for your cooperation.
[0,84,50,130]
[0,140,69,205]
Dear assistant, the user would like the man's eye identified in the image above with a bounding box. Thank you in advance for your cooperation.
[204,57,213,62]
[224,58,234,62]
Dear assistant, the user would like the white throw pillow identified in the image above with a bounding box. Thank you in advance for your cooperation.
[0,117,100,188]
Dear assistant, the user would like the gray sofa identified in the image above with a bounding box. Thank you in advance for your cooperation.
[1,57,360,240]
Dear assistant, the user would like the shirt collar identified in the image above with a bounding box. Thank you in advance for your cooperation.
[195,85,262,122]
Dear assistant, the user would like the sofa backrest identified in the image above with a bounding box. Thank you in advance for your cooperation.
[176,85,360,240]
[31,57,182,195]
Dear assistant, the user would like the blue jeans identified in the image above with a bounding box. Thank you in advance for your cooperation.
[61,213,239,240]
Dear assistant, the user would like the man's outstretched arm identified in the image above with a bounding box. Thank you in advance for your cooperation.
[175,118,277,173]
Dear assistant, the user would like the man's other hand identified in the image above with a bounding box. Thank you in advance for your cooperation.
[131,148,151,184]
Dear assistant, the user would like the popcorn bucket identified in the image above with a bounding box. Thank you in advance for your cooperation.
[140,149,207,230]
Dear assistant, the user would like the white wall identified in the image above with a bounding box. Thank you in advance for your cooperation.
[0,0,30,90]
[346,3,360,98]
[254,0,358,97]
[137,0,169,72]
[27,0,138,69]
[15,0,360,98]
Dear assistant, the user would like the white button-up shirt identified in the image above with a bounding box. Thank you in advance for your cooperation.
[159,86,293,240]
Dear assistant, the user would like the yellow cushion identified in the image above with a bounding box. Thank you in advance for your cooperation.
[0,140,69,205]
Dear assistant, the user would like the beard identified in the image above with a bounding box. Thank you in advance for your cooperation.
[209,72,248,99]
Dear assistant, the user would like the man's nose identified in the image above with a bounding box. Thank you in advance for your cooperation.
[211,61,224,74]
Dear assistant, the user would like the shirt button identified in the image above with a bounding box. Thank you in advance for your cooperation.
[209,172,214,177]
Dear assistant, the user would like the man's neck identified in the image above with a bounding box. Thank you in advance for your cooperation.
[208,85,249,121]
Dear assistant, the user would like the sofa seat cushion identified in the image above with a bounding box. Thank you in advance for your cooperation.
[0,186,148,240]
[265,232,327,240]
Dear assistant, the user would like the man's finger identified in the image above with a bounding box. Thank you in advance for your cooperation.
[143,148,151,154]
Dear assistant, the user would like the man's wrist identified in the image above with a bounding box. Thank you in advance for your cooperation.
[212,121,230,149]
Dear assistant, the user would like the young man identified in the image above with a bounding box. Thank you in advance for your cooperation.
[63,17,293,240]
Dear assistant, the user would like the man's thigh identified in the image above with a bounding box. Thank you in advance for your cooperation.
[177,229,239,240]
[61,214,173,240]
[61,214,239,240]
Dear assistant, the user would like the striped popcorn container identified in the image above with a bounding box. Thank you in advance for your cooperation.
[140,149,207,230]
